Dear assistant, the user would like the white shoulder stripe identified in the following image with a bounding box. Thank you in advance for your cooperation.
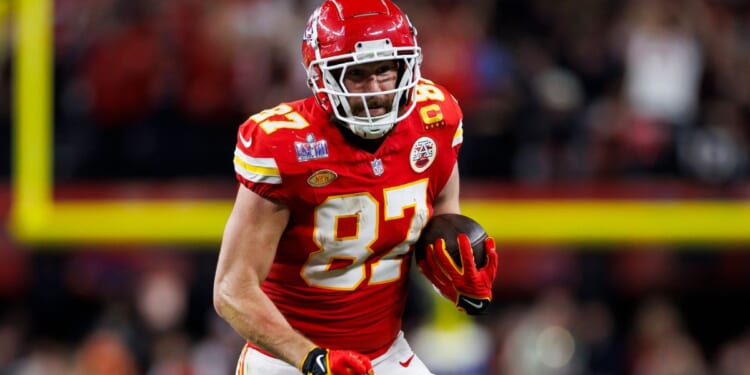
[234,148,278,169]
[234,162,282,184]
[233,148,282,185]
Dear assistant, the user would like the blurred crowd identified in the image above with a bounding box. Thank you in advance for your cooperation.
[0,250,243,375]
[2,0,750,374]
[37,0,750,183]
[2,247,750,374]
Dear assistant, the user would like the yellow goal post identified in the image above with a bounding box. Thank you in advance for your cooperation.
[10,0,750,245]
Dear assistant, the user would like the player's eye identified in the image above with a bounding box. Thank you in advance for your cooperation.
[345,61,398,82]
[375,61,398,75]
[345,68,367,81]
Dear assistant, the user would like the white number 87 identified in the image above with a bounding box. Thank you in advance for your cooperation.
[301,180,429,290]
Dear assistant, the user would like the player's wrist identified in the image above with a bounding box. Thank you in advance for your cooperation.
[299,347,328,375]
[300,347,374,375]
[456,293,491,315]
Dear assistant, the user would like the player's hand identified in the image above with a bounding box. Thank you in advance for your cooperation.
[416,241,455,303]
[426,234,498,315]
[300,347,374,375]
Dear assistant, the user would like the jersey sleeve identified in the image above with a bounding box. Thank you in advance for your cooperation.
[418,77,464,154]
[425,78,464,162]
[413,79,465,202]
[233,117,289,203]
[447,93,464,154]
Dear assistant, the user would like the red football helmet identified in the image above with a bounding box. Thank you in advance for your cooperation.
[302,0,422,139]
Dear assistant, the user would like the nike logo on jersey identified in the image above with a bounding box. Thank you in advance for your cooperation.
[239,133,253,148]
[399,354,415,368]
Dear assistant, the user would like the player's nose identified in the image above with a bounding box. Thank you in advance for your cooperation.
[364,73,393,93]
[362,75,380,92]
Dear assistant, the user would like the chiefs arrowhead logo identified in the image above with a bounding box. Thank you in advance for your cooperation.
[410,137,437,173]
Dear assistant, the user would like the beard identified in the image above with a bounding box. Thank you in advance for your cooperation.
[350,96,393,118]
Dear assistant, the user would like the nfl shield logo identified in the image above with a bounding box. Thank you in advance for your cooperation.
[371,159,384,176]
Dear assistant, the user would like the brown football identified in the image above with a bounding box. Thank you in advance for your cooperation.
[414,213,488,269]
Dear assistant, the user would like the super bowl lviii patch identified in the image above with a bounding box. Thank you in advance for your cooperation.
[295,133,329,162]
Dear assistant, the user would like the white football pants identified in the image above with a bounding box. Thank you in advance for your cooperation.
[235,331,434,375]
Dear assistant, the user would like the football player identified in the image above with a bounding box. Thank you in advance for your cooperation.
[213,1,499,374]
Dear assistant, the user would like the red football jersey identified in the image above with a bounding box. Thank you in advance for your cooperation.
[233,79,464,357]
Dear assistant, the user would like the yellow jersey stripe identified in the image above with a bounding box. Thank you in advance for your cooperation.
[233,156,282,184]
[233,148,281,184]
[235,345,248,375]
[234,148,277,168]
[452,120,464,147]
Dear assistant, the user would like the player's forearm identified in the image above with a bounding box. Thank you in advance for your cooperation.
[433,163,461,216]
[214,284,314,368]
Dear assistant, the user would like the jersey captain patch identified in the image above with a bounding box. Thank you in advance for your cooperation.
[410,137,437,173]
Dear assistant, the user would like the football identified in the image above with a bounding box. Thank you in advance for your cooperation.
[414,213,488,269]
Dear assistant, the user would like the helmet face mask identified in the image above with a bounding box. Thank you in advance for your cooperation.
[302,0,422,139]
